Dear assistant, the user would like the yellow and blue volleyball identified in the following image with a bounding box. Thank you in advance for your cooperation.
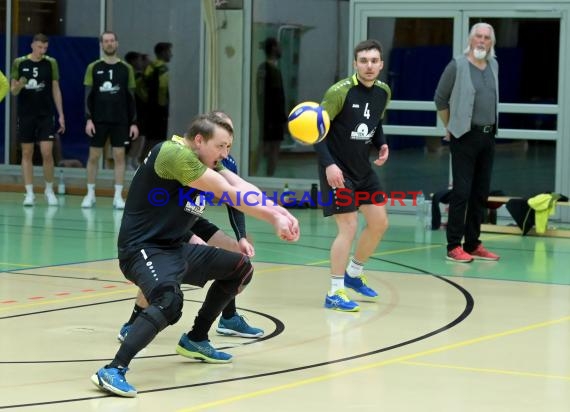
[287,101,330,145]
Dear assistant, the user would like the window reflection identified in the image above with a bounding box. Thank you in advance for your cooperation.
[249,0,349,179]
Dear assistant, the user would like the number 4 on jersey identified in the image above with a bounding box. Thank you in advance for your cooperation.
[363,103,370,119]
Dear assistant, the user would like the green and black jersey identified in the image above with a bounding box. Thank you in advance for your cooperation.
[142,59,169,114]
[118,136,223,259]
[316,74,391,181]
[11,55,59,115]
[84,59,136,124]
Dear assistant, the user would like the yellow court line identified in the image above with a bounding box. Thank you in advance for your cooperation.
[401,360,570,381]
[0,262,35,268]
[373,243,441,256]
[176,314,570,411]
[306,243,441,267]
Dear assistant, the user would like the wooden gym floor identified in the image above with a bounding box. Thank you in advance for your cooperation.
[0,191,569,411]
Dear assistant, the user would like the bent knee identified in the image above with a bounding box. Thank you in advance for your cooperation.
[234,255,253,294]
[148,283,184,325]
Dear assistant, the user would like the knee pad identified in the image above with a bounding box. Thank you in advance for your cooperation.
[148,283,184,325]
[233,255,253,294]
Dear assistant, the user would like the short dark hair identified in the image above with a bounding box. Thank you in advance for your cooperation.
[187,112,233,142]
[124,51,140,65]
[154,42,172,56]
[261,37,278,56]
[32,33,49,43]
[100,31,118,42]
[353,39,383,60]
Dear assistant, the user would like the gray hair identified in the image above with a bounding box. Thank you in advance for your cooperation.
[463,22,496,58]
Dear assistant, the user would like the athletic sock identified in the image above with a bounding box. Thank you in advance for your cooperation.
[25,184,34,195]
[345,257,364,278]
[221,299,237,319]
[114,184,123,198]
[127,304,145,325]
[329,275,344,295]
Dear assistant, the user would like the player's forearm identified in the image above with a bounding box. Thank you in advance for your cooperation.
[437,109,450,128]
[10,79,23,95]
[83,86,95,120]
[52,84,64,118]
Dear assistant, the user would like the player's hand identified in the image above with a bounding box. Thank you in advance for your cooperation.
[130,124,139,140]
[443,130,451,142]
[274,214,300,242]
[374,144,389,166]
[57,115,65,134]
[238,238,255,257]
[189,234,207,245]
[85,119,95,137]
[325,164,345,188]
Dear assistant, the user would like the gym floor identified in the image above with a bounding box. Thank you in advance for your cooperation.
[1,191,569,411]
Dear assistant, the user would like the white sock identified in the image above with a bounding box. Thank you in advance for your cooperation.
[329,275,344,295]
[25,184,34,195]
[345,257,364,278]
[114,184,123,198]
[87,184,96,196]
[45,182,54,193]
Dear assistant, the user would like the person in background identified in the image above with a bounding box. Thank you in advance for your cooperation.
[434,22,500,263]
[10,33,65,207]
[0,70,8,102]
[139,42,172,160]
[124,51,150,170]
[256,37,286,176]
[81,31,139,209]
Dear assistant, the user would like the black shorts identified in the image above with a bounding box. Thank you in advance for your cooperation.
[89,122,130,148]
[119,243,247,299]
[318,168,385,217]
[17,115,56,143]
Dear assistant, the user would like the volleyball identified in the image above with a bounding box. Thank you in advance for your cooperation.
[287,101,330,145]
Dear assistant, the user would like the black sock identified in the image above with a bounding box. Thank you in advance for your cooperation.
[187,281,234,341]
[126,304,144,325]
[221,299,237,319]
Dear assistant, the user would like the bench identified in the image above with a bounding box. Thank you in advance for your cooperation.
[481,196,570,238]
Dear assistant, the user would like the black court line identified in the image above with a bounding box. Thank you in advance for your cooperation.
[0,271,473,409]
[0,298,284,363]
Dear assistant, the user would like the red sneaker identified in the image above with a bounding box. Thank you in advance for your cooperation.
[446,246,473,263]
[469,244,500,261]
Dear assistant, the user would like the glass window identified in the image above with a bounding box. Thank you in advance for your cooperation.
[368,17,454,197]
[0,0,6,164]
[469,17,559,196]
[7,0,101,168]
[364,15,559,198]
[249,0,349,179]
[110,0,201,162]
